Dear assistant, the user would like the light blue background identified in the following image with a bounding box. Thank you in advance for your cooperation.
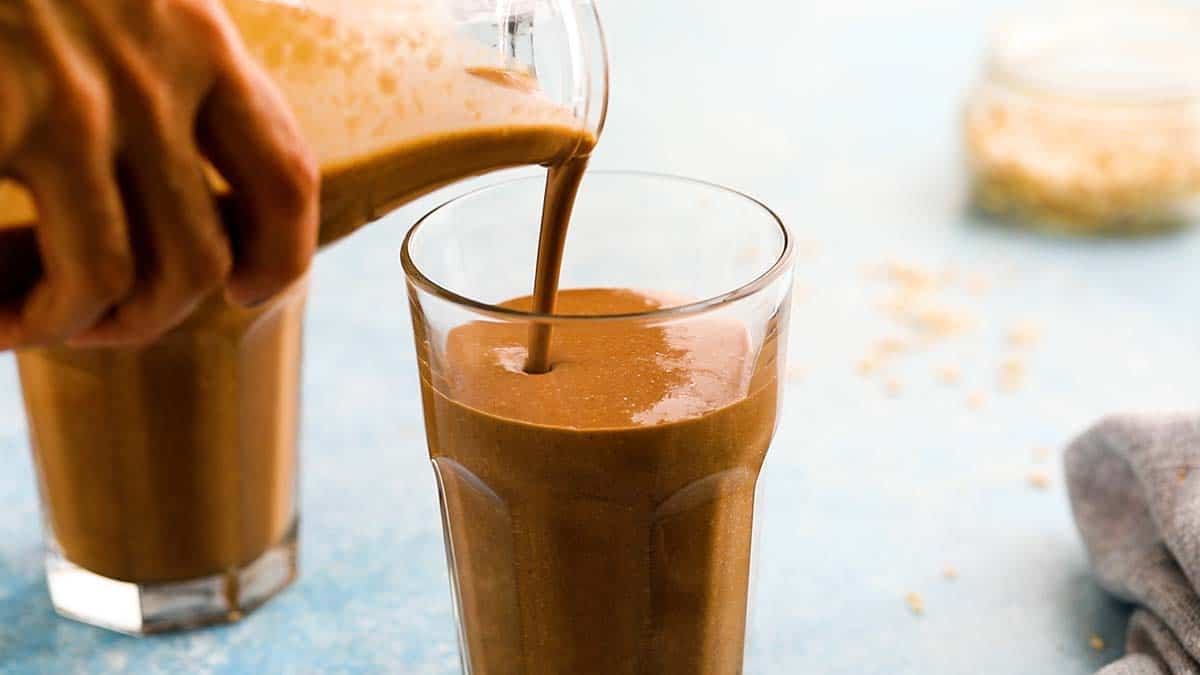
[3,0,1199,672]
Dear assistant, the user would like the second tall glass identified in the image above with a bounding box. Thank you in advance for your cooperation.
[403,171,795,673]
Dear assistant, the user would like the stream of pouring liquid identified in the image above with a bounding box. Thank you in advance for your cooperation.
[524,154,590,374]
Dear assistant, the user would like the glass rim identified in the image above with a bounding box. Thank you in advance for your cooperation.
[400,169,793,323]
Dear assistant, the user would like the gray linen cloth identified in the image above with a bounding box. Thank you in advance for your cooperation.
[1066,415,1200,675]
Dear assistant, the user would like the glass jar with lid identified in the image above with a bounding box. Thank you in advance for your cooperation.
[964,2,1200,236]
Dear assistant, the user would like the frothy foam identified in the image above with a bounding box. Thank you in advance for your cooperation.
[224,0,580,171]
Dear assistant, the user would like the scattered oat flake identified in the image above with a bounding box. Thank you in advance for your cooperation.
[1033,447,1051,462]
[999,358,1025,392]
[967,391,986,411]
[1178,467,1191,482]
[857,356,880,376]
[905,592,925,616]
[1028,471,1051,491]
[881,262,938,293]
[943,566,958,581]
[876,337,908,355]
[1090,634,1106,651]
[1009,322,1042,348]
[1000,358,1024,375]
[937,365,962,385]
[911,307,973,339]
[884,379,903,397]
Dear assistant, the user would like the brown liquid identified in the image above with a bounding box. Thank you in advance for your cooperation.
[419,289,781,675]
[18,283,306,583]
[524,154,590,373]
[5,0,595,591]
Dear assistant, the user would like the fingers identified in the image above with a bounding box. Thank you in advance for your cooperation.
[0,155,133,350]
[0,56,30,163]
[0,0,138,349]
[0,17,45,164]
[0,0,318,352]
[70,129,232,348]
[199,52,318,308]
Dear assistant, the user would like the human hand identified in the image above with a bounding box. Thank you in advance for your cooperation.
[0,0,318,349]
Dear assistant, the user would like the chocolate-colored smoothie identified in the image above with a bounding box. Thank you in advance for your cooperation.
[418,288,781,675]
[19,281,307,584]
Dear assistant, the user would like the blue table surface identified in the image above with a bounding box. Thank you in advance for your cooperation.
[3,1,1199,672]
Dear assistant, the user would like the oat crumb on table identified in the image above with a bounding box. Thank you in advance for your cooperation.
[942,566,958,581]
[911,307,972,339]
[998,358,1025,392]
[1033,447,1051,462]
[1028,471,1051,491]
[967,391,986,411]
[875,337,907,355]
[1008,322,1042,348]
[1089,634,1106,651]
[936,365,962,385]
[905,592,925,616]
[884,379,903,398]
[879,261,938,293]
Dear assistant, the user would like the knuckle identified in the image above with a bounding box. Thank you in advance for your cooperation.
[173,0,234,51]
[54,79,112,152]
[24,285,98,344]
[172,242,233,291]
[104,289,200,348]
[65,250,136,306]
[272,148,320,222]
[58,74,111,139]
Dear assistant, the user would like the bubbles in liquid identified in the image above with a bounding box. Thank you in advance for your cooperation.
[317,15,336,38]
[425,50,444,71]
[292,39,316,65]
[218,0,582,167]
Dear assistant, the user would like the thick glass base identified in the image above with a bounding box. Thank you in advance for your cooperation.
[44,527,298,636]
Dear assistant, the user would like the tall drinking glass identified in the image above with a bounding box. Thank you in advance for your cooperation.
[403,171,794,674]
